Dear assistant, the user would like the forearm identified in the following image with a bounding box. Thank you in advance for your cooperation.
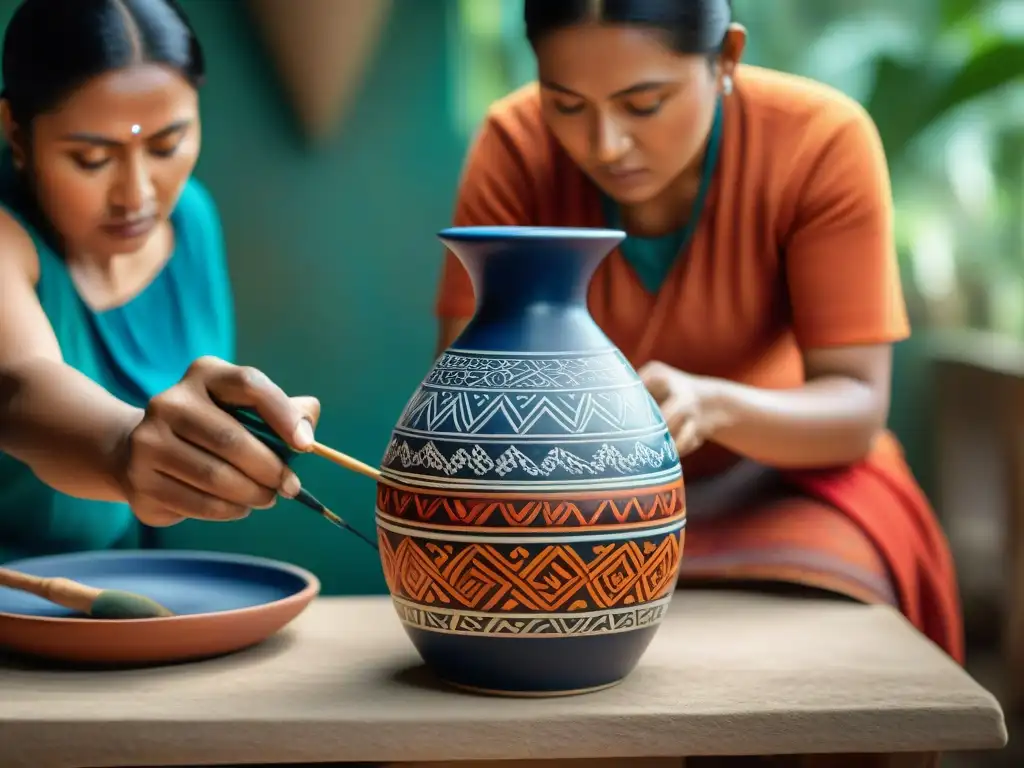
[0,357,143,501]
[705,375,886,469]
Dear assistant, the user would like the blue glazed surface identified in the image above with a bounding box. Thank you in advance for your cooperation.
[406,623,662,695]
[438,226,625,354]
[0,550,313,619]
[378,226,684,696]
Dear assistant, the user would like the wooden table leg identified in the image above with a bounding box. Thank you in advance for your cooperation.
[932,343,1024,711]
[1003,376,1024,711]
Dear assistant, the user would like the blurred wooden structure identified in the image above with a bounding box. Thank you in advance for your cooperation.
[247,0,393,144]
[932,329,1024,711]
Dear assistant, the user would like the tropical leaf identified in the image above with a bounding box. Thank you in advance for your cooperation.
[863,56,936,161]
[927,41,1024,120]
[940,0,988,27]
[865,40,1024,163]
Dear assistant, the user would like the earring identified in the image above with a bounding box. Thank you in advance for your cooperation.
[722,75,734,96]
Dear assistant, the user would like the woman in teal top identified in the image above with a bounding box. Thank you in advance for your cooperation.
[0,0,319,562]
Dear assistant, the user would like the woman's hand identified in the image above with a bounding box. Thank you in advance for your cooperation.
[116,356,320,528]
[638,361,730,458]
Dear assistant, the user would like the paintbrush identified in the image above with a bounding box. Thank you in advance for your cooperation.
[219,404,379,551]
[307,441,380,482]
[290,486,379,551]
[0,566,174,619]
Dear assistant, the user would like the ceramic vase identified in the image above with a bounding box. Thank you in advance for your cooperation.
[376,226,686,697]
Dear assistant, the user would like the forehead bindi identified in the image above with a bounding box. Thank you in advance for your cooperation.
[37,64,197,140]
[536,24,696,100]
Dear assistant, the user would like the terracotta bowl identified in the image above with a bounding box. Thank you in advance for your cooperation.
[0,549,319,665]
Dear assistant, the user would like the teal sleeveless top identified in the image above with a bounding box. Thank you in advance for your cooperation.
[603,98,725,293]
[0,152,236,563]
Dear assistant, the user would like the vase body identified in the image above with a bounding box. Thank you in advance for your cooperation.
[377,226,686,696]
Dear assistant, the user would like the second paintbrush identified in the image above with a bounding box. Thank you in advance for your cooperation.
[217,403,379,551]
[292,487,379,552]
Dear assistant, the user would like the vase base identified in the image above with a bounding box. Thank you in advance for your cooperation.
[441,677,624,698]
[401,620,662,699]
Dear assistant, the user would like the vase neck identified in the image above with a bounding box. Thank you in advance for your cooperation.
[440,228,624,314]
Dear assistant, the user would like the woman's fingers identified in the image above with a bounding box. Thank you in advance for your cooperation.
[673,419,703,457]
[290,395,322,431]
[151,432,278,509]
[125,357,319,526]
[145,387,292,495]
[639,362,672,403]
[655,394,703,457]
[130,503,187,529]
[190,356,317,452]
[129,471,253,529]
[139,471,253,524]
[659,394,690,435]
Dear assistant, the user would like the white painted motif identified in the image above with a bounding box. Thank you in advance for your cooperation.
[391,594,673,638]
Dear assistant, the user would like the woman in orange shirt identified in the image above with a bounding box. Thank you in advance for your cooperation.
[433,0,963,728]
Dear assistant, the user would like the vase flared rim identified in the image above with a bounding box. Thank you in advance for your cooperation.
[438,225,625,242]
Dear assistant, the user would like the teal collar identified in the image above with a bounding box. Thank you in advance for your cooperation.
[602,97,725,294]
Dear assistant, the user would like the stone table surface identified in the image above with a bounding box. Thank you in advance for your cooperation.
[0,592,1008,767]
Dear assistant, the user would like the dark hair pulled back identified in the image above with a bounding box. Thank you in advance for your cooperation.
[524,0,732,55]
[1,0,204,126]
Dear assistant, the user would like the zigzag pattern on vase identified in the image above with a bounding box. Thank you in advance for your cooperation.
[391,594,674,638]
[377,526,684,614]
[395,386,663,439]
[376,482,685,530]
[399,348,662,441]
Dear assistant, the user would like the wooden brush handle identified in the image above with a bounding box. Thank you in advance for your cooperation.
[0,567,99,614]
[311,441,382,481]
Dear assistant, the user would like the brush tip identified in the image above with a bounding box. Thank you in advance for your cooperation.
[90,589,175,619]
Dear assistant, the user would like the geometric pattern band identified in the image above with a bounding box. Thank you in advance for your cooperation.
[396,385,662,437]
[378,528,684,613]
[376,481,684,529]
[391,594,673,638]
[425,349,634,391]
[380,437,677,481]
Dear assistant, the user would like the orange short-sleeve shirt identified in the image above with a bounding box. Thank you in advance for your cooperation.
[436,65,910,477]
